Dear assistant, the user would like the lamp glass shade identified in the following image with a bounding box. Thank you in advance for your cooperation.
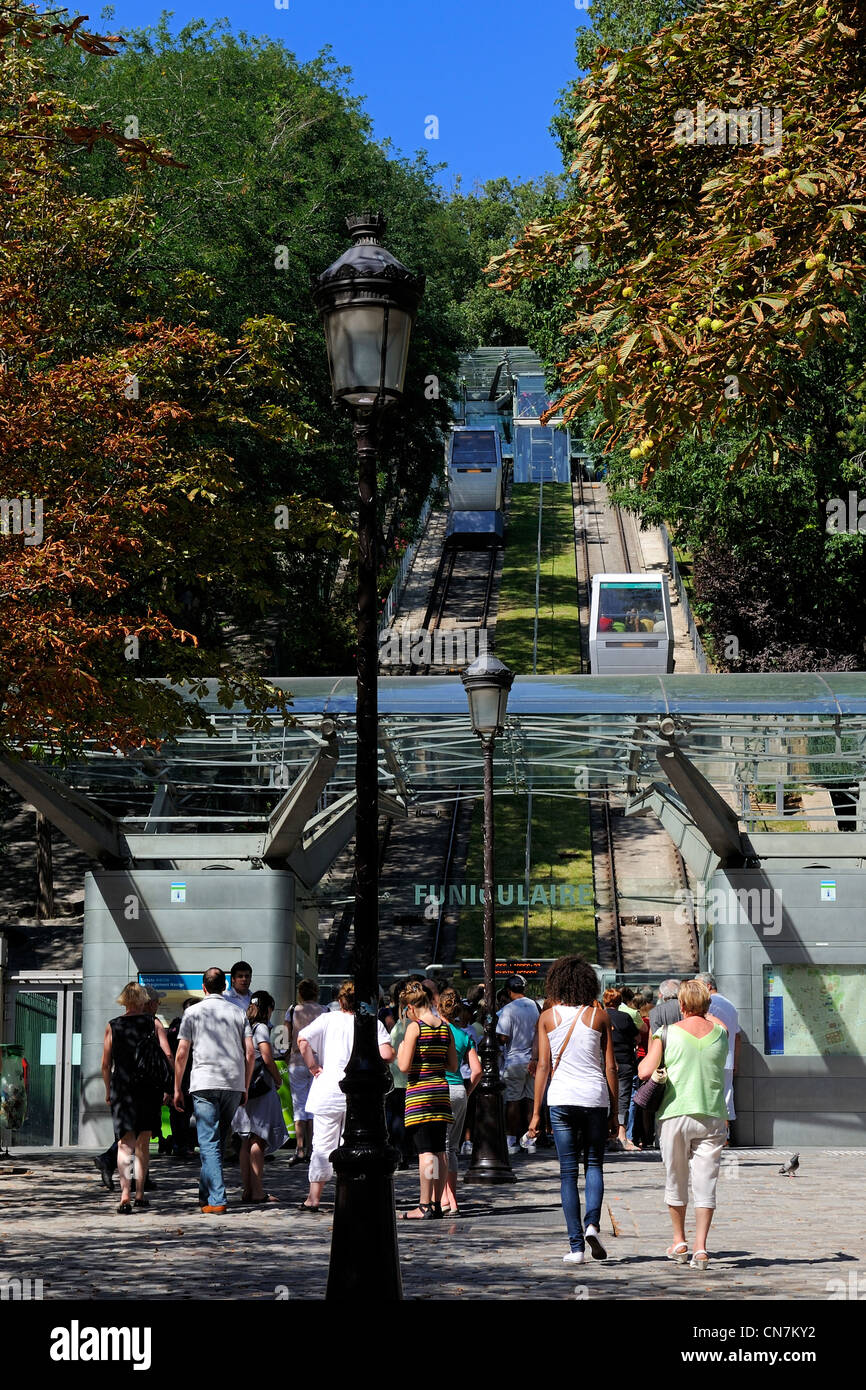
[323,303,413,408]
[466,684,508,738]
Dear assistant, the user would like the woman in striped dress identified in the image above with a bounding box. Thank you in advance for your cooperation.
[396,981,458,1219]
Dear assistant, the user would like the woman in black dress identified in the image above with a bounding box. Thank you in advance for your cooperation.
[604,988,639,1151]
[101,983,173,1213]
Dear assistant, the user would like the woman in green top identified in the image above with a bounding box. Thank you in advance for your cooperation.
[638,978,729,1270]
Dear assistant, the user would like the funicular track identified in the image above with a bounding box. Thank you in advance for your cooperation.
[573,470,698,977]
[416,545,501,674]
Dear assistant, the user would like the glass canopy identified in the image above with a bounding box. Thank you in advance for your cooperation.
[43,675,866,831]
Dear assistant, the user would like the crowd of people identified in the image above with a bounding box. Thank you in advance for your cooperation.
[99,956,741,1267]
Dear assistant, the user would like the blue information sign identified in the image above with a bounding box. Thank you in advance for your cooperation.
[139,973,205,992]
[765,995,784,1055]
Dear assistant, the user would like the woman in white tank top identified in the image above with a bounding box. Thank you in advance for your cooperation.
[528,956,618,1264]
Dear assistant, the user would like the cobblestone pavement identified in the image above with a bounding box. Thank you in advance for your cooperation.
[0,1146,863,1301]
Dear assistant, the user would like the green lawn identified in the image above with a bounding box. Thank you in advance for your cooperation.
[494,484,582,675]
[457,483,594,964]
[457,794,596,961]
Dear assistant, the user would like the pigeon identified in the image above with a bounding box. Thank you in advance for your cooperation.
[779,1152,799,1177]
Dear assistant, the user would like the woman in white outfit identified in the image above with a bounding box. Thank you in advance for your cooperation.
[296,979,395,1212]
[528,956,618,1264]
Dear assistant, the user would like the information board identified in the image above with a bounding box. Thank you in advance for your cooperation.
[763,965,866,1056]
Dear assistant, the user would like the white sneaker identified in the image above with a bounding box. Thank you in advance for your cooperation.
[585,1225,607,1260]
[506,1139,520,1155]
[563,1250,585,1264]
[460,1141,473,1157]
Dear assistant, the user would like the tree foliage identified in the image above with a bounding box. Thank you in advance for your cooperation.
[53,15,464,657]
[492,0,866,482]
[0,5,345,751]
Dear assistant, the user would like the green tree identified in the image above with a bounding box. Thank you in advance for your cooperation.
[54,16,469,668]
[0,5,347,750]
[493,0,866,668]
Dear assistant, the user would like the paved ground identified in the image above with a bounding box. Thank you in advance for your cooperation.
[1,1146,862,1301]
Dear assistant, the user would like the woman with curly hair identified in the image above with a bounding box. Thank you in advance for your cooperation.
[528,955,618,1264]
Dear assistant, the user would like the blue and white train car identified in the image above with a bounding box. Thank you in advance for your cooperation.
[445,426,505,547]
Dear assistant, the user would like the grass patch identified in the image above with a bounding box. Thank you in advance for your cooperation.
[455,484,593,965]
[495,484,582,675]
[457,794,596,961]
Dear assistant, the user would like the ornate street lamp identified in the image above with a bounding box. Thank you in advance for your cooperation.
[461,651,517,1185]
[312,213,424,1302]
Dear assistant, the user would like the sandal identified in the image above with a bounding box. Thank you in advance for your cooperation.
[297,1202,320,1213]
[249,1193,279,1204]
[117,1200,133,1215]
[690,1249,710,1269]
[666,1242,689,1264]
[133,1197,149,1210]
[400,1204,438,1220]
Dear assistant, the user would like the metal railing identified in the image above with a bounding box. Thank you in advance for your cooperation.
[377,494,433,640]
[659,522,710,673]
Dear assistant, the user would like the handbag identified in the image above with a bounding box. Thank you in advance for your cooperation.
[133,1019,173,1092]
[633,1024,668,1113]
[247,1056,272,1100]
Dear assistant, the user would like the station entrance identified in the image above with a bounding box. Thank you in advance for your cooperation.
[2,673,866,1146]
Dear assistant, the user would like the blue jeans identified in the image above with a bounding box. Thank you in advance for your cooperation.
[192,1089,242,1207]
[549,1105,608,1252]
[626,1070,640,1141]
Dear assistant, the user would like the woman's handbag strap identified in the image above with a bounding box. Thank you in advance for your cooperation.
[550,1009,581,1076]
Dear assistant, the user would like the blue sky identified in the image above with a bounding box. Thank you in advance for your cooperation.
[91,0,590,188]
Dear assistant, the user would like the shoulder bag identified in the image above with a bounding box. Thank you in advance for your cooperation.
[633,1024,668,1112]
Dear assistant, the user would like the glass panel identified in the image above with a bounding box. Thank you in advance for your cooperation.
[69,991,82,1145]
[516,374,551,417]
[325,305,412,404]
[598,580,667,633]
[325,304,386,404]
[451,430,498,465]
[12,992,58,1145]
[383,308,412,395]
[468,687,502,736]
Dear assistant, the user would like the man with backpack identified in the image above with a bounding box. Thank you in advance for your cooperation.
[174,967,255,1213]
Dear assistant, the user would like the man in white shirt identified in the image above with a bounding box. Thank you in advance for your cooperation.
[223,960,253,1012]
[174,967,254,1213]
[496,976,541,1155]
[696,972,741,1121]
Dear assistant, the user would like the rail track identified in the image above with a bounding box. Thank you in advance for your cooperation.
[391,544,502,675]
[573,469,697,975]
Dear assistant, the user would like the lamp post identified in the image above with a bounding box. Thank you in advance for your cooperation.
[461,651,517,1185]
[313,212,424,1300]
